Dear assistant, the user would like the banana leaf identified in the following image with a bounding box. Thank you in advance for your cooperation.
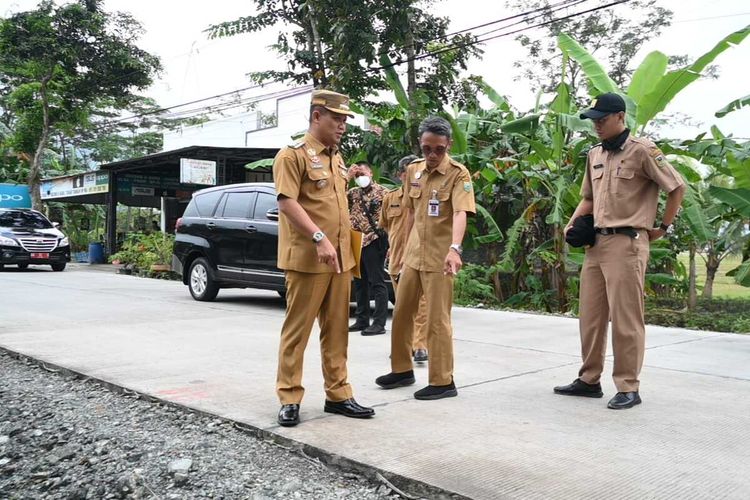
[378,53,409,110]
[708,186,750,217]
[681,203,715,244]
[637,25,750,129]
[499,114,540,134]
[627,51,668,104]
[715,94,750,118]
[477,79,510,112]
[474,204,504,244]
[557,33,619,95]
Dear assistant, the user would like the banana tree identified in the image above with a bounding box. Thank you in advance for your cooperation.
[558,24,750,133]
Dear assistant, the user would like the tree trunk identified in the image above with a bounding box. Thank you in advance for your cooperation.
[404,11,419,154]
[306,1,326,87]
[688,243,697,310]
[28,78,51,211]
[702,253,720,299]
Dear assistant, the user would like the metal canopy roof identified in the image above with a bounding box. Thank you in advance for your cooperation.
[99,145,278,174]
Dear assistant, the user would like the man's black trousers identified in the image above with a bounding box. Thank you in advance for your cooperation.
[353,240,388,327]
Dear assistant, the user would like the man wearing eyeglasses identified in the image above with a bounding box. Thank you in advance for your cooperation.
[554,93,685,410]
[375,116,476,400]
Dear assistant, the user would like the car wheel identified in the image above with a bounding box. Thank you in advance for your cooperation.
[51,263,66,272]
[189,257,219,301]
[18,263,28,270]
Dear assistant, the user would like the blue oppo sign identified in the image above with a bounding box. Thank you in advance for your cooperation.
[0,183,32,208]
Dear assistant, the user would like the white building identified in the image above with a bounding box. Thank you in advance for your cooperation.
[162,86,367,151]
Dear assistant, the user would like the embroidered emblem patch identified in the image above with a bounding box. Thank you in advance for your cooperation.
[650,147,666,168]
[464,182,472,192]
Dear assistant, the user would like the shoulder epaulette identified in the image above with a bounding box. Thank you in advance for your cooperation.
[289,140,305,149]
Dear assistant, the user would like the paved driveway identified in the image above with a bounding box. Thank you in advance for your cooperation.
[1,265,748,499]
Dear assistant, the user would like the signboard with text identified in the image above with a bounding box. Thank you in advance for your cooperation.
[180,158,216,185]
[40,172,109,200]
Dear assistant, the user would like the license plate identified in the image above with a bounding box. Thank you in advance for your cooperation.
[31,253,49,259]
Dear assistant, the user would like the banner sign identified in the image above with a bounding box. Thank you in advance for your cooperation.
[0,183,32,208]
[40,172,109,200]
[180,158,216,185]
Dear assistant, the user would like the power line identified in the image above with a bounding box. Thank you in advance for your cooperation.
[97,0,627,130]
[369,0,631,73]
[377,0,589,57]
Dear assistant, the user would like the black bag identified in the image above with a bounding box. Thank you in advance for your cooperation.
[565,214,596,248]
[361,193,389,254]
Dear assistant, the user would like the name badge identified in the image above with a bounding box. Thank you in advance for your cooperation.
[428,190,439,217]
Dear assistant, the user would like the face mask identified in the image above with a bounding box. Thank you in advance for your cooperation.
[355,176,371,188]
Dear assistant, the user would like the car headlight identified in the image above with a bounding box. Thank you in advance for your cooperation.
[60,237,69,247]
[0,236,19,246]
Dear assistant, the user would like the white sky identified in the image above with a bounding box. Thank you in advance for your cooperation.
[3,0,749,140]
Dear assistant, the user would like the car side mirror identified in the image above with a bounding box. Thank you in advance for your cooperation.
[52,222,61,228]
[266,208,279,221]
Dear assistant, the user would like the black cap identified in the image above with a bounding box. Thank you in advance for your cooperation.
[579,93,626,120]
[565,214,596,248]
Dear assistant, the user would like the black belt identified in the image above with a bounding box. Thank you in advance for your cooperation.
[595,227,639,238]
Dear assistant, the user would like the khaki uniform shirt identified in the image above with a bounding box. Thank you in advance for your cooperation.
[378,187,407,274]
[273,132,355,273]
[581,135,684,230]
[347,183,388,248]
[403,156,476,272]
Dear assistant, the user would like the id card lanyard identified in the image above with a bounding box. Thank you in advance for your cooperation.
[428,189,439,217]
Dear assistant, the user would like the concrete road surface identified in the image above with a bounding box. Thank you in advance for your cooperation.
[1,264,749,499]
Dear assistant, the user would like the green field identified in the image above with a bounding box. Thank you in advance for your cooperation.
[678,254,750,299]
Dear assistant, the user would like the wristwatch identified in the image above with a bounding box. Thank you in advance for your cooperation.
[659,222,674,234]
[312,231,325,243]
[449,244,463,256]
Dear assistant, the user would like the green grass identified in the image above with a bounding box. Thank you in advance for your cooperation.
[678,253,750,299]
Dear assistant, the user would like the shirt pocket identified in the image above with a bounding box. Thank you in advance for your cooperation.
[437,187,451,202]
[591,168,604,182]
[387,205,402,218]
[304,167,334,199]
[614,168,636,195]
[409,187,422,199]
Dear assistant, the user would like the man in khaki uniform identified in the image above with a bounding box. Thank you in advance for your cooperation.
[274,89,375,426]
[376,116,476,400]
[379,155,429,362]
[554,93,685,409]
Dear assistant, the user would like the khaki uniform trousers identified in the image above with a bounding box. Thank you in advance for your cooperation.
[390,274,427,350]
[578,231,649,392]
[390,265,454,386]
[276,270,353,405]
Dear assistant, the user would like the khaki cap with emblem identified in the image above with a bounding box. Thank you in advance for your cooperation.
[311,89,355,118]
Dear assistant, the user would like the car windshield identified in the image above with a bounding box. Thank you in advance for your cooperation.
[0,210,53,229]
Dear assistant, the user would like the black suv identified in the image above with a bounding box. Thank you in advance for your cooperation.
[0,208,70,271]
[172,182,393,302]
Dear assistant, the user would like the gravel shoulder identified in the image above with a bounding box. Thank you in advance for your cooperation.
[0,351,400,500]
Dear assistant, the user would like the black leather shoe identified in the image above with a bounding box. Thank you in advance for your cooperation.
[349,321,369,332]
[607,391,641,409]
[375,370,415,389]
[553,378,604,398]
[413,349,428,362]
[277,404,300,427]
[414,381,457,400]
[324,398,375,418]
[362,324,386,336]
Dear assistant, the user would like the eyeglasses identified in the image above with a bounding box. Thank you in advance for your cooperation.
[420,145,447,156]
